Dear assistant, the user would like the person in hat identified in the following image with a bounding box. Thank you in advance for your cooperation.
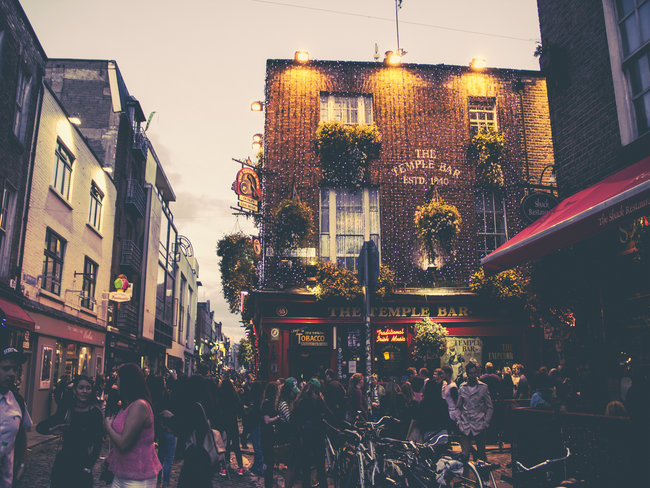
[0,347,32,487]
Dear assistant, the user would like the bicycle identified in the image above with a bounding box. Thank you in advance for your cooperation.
[504,448,583,488]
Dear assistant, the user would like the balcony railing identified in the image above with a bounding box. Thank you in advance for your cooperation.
[132,128,149,160]
[116,302,138,335]
[125,179,146,218]
[120,240,142,272]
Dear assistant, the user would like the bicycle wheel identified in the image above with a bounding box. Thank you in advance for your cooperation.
[447,461,484,488]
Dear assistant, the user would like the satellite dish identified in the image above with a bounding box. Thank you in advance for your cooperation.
[177,235,194,257]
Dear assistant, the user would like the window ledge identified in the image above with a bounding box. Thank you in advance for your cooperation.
[48,186,74,210]
[38,288,64,304]
[79,307,97,319]
[86,223,103,238]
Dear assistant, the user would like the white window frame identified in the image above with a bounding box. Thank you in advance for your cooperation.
[320,93,373,124]
[476,191,508,259]
[469,97,497,132]
[603,0,650,143]
[0,185,17,278]
[13,65,32,143]
[53,140,74,200]
[319,188,380,270]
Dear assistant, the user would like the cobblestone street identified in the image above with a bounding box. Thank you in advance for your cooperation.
[15,434,511,487]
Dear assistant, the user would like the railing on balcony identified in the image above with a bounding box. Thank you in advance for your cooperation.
[125,179,146,218]
[120,240,142,272]
[132,128,149,160]
[154,320,173,347]
[116,302,138,335]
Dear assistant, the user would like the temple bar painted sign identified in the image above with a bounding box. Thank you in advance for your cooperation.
[328,305,471,318]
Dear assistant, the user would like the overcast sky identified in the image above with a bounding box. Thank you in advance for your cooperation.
[20,0,542,343]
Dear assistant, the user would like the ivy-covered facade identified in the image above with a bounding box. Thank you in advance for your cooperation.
[251,58,556,381]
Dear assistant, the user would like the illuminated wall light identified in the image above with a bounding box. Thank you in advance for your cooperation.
[252,133,263,143]
[68,116,82,125]
[384,51,402,66]
[294,50,310,63]
[470,58,488,71]
[251,101,264,112]
[252,141,262,152]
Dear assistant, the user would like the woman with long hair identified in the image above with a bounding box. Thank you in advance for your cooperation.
[260,381,280,488]
[104,363,161,488]
[347,372,367,419]
[218,377,245,476]
[36,375,103,487]
[293,379,328,488]
[148,374,177,487]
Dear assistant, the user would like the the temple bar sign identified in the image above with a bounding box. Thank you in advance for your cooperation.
[328,305,471,318]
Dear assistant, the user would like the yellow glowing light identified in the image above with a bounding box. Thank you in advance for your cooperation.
[294,50,310,63]
[252,133,263,143]
[252,141,262,152]
[68,116,82,125]
[250,101,264,112]
[385,51,402,66]
[470,58,488,71]
[383,351,391,360]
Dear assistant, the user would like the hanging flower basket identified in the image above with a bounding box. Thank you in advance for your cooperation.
[272,198,313,255]
[311,261,362,301]
[414,198,462,263]
[411,317,449,362]
[469,268,526,302]
[469,127,506,188]
[316,122,381,187]
[216,233,256,313]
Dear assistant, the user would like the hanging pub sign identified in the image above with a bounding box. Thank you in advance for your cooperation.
[233,167,262,212]
[520,192,558,223]
[252,237,262,260]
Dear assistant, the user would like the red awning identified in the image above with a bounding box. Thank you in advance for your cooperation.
[482,155,650,273]
[0,297,35,331]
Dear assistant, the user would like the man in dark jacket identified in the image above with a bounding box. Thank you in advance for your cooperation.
[418,368,449,439]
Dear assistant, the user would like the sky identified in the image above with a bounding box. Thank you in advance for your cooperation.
[20,0,542,343]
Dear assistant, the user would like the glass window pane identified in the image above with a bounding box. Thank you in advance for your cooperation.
[634,91,650,133]
[617,0,636,18]
[628,55,650,94]
[320,95,329,122]
[319,234,329,259]
[640,2,650,43]
[622,15,641,55]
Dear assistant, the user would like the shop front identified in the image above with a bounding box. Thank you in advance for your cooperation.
[256,291,535,382]
[30,311,105,423]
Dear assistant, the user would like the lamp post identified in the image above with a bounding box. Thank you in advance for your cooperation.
[358,241,379,380]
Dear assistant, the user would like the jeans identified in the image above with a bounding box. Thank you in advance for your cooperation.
[250,424,264,474]
[157,431,177,484]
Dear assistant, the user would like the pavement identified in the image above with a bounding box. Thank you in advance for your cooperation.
[19,431,512,487]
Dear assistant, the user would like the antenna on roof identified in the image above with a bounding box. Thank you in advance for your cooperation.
[374,43,380,61]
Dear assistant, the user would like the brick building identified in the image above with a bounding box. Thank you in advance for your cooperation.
[21,85,116,422]
[0,0,46,398]
[251,57,555,381]
[482,0,650,400]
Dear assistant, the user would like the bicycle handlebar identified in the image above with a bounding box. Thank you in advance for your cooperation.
[515,448,571,472]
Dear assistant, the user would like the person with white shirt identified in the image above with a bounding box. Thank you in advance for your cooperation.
[0,347,32,488]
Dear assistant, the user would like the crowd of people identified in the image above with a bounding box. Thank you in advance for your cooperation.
[0,341,645,488]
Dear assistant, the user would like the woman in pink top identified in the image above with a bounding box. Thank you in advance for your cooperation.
[104,363,161,488]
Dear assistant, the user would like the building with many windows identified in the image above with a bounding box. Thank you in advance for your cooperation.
[250,57,555,381]
[21,85,116,422]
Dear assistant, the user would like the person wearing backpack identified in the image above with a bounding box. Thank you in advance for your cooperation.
[0,347,32,488]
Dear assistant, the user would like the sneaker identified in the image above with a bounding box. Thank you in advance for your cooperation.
[219,468,227,477]
[237,468,245,476]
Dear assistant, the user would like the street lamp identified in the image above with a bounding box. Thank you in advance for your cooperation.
[250,101,264,112]
[294,50,310,63]
[538,165,556,185]
[384,50,403,66]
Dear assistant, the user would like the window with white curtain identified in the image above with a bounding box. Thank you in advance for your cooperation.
[319,188,380,270]
[320,93,373,124]
[475,191,508,259]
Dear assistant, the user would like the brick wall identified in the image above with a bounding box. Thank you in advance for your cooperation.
[22,87,116,326]
[263,60,555,284]
[0,0,46,287]
[536,0,626,196]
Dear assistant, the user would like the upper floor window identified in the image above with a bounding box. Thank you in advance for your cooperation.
[320,94,373,124]
[88,182,103,230]
[0,185,17,278]
[319,188,380,270]
[475,191,508,259]
[80,257,98,311]
[53,140,74,200]
[616,0,650,135]
[13,65,33,143]
[179,274,187,343]
[42,228,66,295]
[469,97,497,132]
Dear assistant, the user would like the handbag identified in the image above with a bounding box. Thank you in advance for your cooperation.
[187,402,225,467]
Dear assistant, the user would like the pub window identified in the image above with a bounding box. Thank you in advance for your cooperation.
[0,185,17,278]
[319,188,380,270]
[469,97,497,132]
[476,191,508,259]
[13,64,32,143]
[320,93,373,124]
[42,228,66,295]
